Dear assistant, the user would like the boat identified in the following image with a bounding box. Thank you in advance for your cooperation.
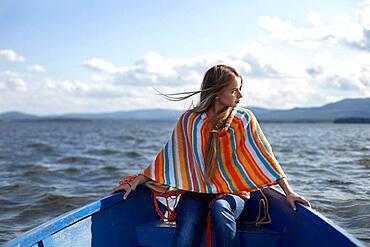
[6,185,365,247]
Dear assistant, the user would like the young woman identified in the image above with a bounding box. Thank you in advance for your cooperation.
[113,64,311,247]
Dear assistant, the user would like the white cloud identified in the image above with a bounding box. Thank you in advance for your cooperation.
[257,6,368,51]
[359,3,370,29]
[27,64,46,73]
[83,58,117,74]
[112,50,285,88]
[359,66,370,87]
[90,74,112,82]
[2,71,27,91]
[0,49,25,62]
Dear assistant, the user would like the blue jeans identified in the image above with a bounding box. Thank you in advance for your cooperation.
[171,192,246,247]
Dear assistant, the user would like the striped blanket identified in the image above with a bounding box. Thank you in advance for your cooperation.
[142,107,286,194]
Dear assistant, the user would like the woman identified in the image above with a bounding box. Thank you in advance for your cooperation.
[113,64,311,247]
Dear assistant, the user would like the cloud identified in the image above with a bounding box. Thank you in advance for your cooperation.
[27,64,46,73]
[83,58,117,74]
[237,53,281,78]
[359,65,370,87]
[0,49,25,62]
[2,71,27,91]
[359,1,370,29]
[257,3,370,51]
[44,78,88,97]
[325,75,362,91]
[112,50,284,89]
[42,77,135,100]
[306,66,324,77]
[114,52,202,87]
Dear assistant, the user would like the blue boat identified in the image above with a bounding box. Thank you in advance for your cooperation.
[6,185,364,247]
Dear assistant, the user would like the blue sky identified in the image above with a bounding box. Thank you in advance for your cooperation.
[0,0,369,115]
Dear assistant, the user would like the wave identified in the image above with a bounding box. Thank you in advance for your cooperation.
[86,148,121,156]
[57,156,99,165]
[326,179,353,185]
[26,143,54,153]
[63,167,80,174]
[21,165,55,177]
[359,158,370,168]
[102,166,119,172]
[125,151,141,158]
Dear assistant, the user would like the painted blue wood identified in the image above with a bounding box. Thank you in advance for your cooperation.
[6,186,161,247]
[42,217,92,246]
[136,220,280,247]
[6,186,364,247]
[246,188,365,247]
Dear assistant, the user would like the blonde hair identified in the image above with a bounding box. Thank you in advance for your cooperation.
[159,64,243,182]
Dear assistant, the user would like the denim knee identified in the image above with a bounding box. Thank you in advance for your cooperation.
[210,198,235,224]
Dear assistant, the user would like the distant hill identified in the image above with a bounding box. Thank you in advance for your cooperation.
[0,111,39,121]
[255,98,370,122]
[1,97,369,122]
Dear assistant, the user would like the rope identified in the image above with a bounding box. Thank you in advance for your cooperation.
[119,175,137,186]
[244,188,272,226]
[151,190,184,222]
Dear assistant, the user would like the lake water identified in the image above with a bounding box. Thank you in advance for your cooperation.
[0,120,369,245]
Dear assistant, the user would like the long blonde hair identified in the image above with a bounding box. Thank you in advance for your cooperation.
[159,64,243,182]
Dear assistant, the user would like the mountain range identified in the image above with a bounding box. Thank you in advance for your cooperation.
[1,97,369,123]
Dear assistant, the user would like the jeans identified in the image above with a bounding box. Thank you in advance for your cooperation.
[171,192,246,247]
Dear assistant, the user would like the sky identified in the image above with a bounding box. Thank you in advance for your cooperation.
[0,0,369,115]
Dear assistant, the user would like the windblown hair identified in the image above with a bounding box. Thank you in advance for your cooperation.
[158,64,243,182]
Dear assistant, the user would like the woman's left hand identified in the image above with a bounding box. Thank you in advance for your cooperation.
[286,192,311,211]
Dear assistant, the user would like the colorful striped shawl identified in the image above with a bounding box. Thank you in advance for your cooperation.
[142,107,286,194]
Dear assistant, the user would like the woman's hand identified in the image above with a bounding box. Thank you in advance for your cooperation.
[286,192,311,211]
[112,174,149,200]
[277,178,311,211]
[112,180,137,200]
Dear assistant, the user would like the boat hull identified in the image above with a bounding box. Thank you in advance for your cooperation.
[6,185,364,247]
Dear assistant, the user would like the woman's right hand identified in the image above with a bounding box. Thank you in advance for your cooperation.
[112,183,133,200]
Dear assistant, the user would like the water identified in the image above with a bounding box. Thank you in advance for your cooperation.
[0,120,369,245]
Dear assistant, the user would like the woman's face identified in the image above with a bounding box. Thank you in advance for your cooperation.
[217,76,243,108]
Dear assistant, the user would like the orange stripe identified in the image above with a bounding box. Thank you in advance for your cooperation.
[201,119,208,155]
[143,167,149,177]
[173,115,189,188]
[154,150,162,181]
[157,150,164,183]
[255,121,285,176]
[189,113,206,192]
[153,150,159,180]
[219,133,242,190]
[248,112,284,175]
[233,118,271,184]
[176,118,190,189]
[211,139,232,192]
[184,112,197,191]
[213,167,230,192]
